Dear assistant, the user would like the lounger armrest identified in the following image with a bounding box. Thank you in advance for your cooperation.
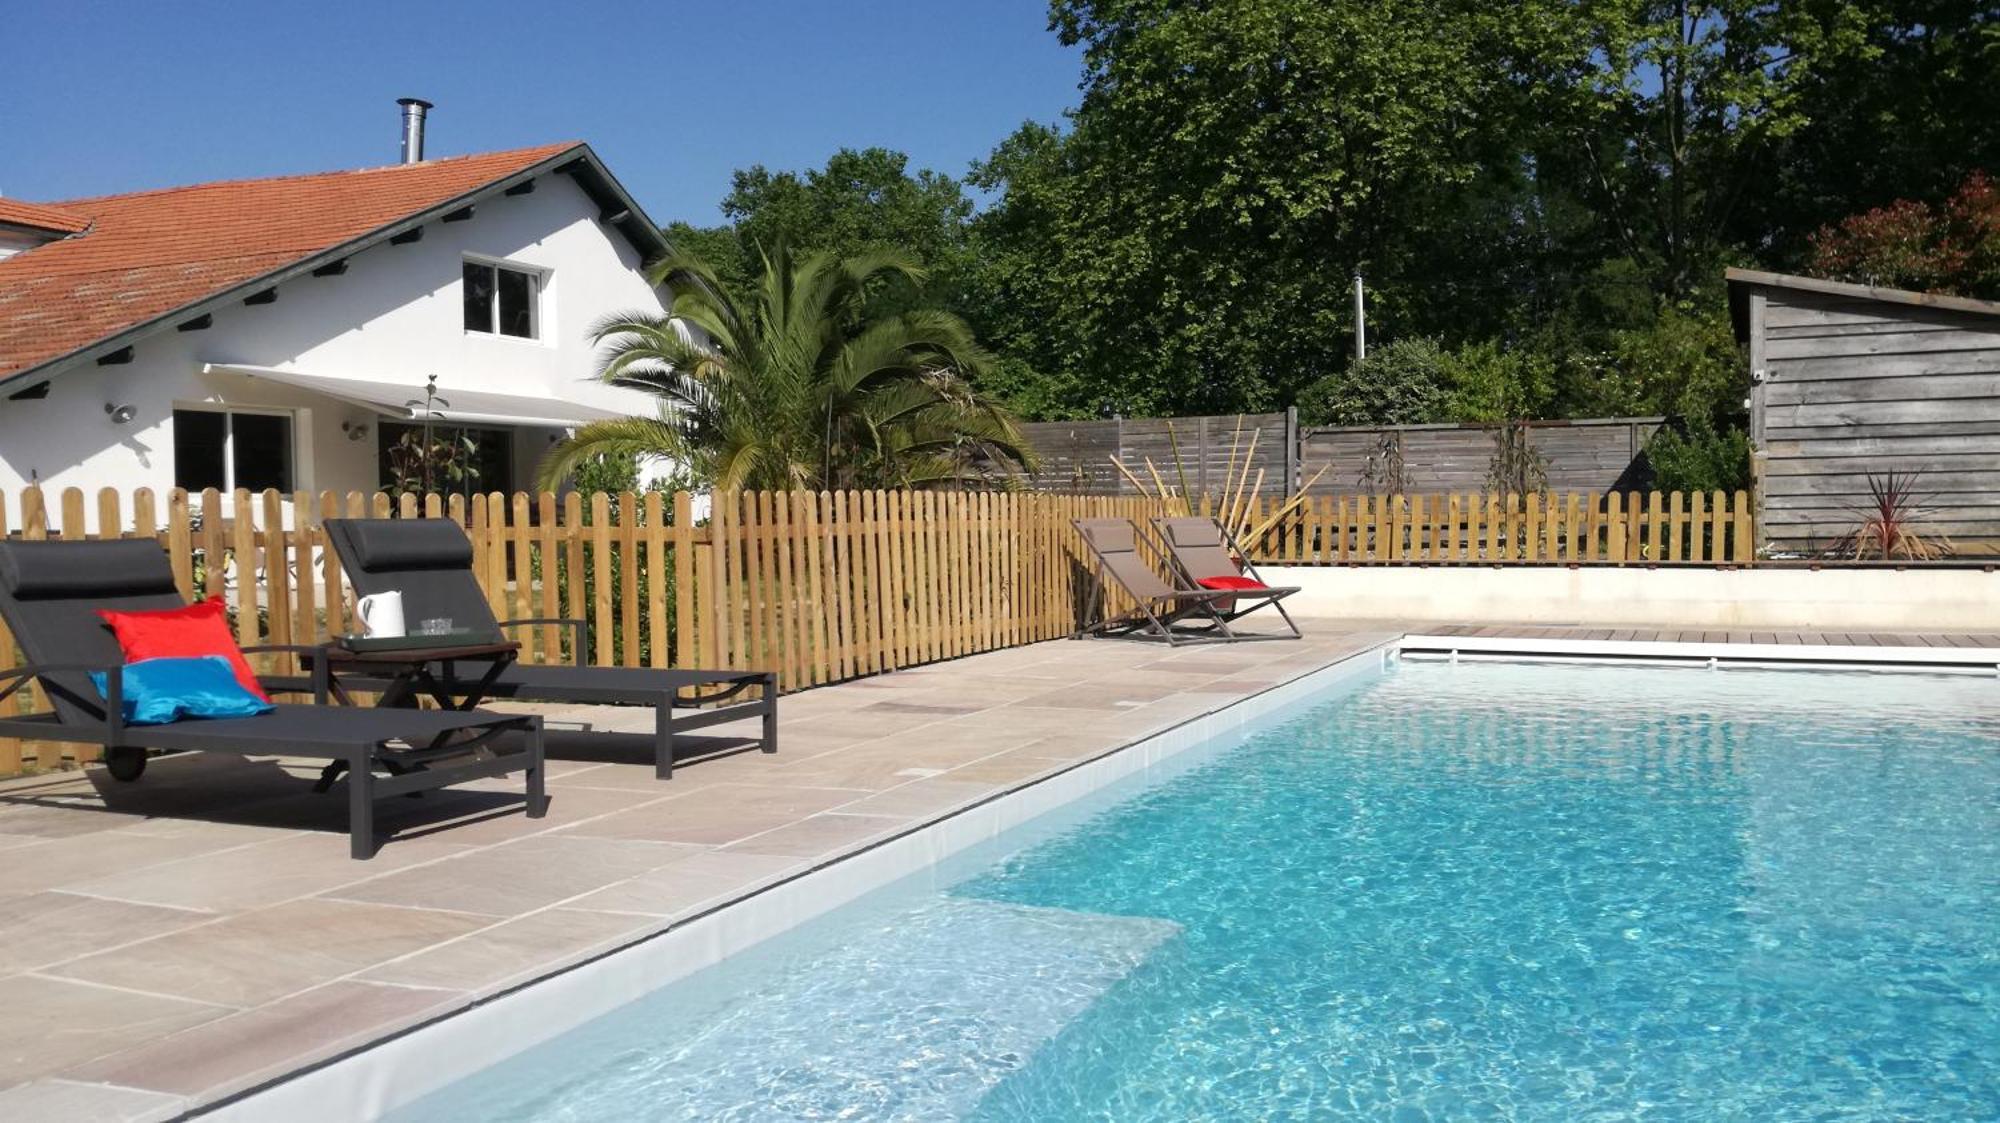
[1145,588,1238,604]
[0,661,123,740]
[240,645,332,701]
[0,661,124,686]
[499,617,588,666]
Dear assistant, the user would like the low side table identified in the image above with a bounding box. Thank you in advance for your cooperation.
[309,636,522,793]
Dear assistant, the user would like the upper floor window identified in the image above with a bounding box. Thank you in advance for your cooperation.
[173,407,293,494]
[463,259,540,339]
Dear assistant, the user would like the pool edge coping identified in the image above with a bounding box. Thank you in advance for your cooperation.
[1398,634,2000,672]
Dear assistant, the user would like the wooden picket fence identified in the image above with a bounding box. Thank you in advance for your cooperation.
[0,486,1171,773]
[0,484,1757,773]
[1235,489,1757,565]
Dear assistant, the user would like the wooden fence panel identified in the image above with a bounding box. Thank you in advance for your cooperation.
[0,484,1762,772]
[1222,489,1761,567]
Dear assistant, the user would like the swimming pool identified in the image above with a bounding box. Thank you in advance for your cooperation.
[391,660,1999,1120]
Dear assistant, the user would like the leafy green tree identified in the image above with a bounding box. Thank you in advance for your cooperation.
[1543,0,1874,298]
[960,0,1980,421]
[973,0,1538,417]
[1732,1,2000,266]
[668,149,979,315]
[646,1,1986,431]
[536,245,1031,492]
[728,149,974,274]
[659,222,754,301]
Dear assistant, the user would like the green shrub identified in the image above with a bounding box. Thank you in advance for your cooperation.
[570,451,642,496]
[1442,340,1556,422]
[1297,338,1450,427]
[1646,418,1751,494]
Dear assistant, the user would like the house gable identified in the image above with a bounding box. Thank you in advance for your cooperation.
[0,144,668,390]
[0,148,671,498]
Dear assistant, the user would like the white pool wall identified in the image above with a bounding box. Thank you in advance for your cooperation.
[1263,564,2000,632]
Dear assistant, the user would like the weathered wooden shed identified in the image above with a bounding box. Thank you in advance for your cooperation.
[1731,267,2000,555]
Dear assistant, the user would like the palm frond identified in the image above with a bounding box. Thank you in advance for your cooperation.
[535,415,695,491]
[537,239,1022,494]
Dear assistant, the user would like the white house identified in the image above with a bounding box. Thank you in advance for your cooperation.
[0,104,670,523]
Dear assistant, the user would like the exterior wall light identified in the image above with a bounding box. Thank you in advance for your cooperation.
[343,420,371,441]
[105,403,138,425]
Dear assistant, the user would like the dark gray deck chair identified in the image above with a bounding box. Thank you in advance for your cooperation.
[1151,516,1302,638]
[320,518,775,779]
[1073,518,1300,645]
[0,539,545,859]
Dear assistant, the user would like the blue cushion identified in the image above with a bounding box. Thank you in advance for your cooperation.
[91,656,276,725]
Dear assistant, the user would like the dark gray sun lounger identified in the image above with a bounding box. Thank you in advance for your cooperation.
[1073,518,1299,645]
[0,539,546,858]
[1151,516,1302,638]
[319,518,776,779]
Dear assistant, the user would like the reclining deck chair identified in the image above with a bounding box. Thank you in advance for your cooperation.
[1072,518,1298,645]
[1151,516,1302,639]
[321,518,776,779]
[0,539,545,859]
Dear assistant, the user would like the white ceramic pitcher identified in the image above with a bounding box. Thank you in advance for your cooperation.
[355,591,406,638]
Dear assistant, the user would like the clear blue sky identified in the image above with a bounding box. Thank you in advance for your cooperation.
[1,0,1082,225]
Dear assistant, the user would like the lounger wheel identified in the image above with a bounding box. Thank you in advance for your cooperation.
[104,747,147,782]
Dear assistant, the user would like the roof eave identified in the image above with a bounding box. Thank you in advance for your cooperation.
[556,145,670,264]
[0,220,87,240]
[0,142,668,392]
[1725,266,2000,342]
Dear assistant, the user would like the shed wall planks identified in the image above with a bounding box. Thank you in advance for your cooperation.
[1748,285,2000,554]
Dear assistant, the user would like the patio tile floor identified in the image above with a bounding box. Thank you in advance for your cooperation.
[5,618,1992,1119]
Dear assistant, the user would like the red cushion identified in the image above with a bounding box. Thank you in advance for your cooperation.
[1197,575,1267,592]
[96,600,270,702]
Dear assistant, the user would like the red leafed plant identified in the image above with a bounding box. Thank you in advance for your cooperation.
[1826,471,1953,561]
[1808,171,2000,298]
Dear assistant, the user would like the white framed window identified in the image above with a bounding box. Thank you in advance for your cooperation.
[463,257,542,339]
[172,406,294,493]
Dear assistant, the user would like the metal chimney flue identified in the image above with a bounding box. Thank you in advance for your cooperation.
[397,98,433,164]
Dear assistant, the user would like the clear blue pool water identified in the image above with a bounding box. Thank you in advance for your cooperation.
[394,662,2000,1121]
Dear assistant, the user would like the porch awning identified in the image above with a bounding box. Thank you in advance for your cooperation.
[202,363,635,428]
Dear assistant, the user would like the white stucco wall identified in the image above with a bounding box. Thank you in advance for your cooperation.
[0,171,665,521]
[1263,564,2000,632]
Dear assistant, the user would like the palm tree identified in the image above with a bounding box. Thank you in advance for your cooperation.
[536,243,1033,492]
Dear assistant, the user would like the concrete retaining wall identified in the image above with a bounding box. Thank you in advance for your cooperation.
[1262,564,2000,632]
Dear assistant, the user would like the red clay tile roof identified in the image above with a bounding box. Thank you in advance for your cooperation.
[0,143,582,380]
[0,199,92,235]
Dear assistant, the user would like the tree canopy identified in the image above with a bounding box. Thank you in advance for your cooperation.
[662,0,1997,466]
[667,148,976,310]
